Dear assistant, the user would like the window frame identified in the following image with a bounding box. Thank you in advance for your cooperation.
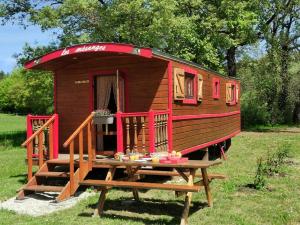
[182,72,197,105]
[212,78,220,99]
[226,81,237,105]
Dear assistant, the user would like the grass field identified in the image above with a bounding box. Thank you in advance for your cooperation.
[0,113,299,225]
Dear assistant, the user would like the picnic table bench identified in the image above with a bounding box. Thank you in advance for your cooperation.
[80,159,224,225]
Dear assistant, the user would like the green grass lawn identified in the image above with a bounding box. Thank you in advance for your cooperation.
[0,114,26,133]
[0,113,299,225]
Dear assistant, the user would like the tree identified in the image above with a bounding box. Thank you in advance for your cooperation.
[177,0,260,76]
[0,68,53,114]
[258,0,300,122]
[0,71,7,80]
[0,0,262,76]
[14,43,58,65]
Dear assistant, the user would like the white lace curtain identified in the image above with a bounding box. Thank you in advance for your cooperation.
[96,75,117,150]
[96,75,117,110]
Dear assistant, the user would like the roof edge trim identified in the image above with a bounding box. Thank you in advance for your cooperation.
[24,43,153,69]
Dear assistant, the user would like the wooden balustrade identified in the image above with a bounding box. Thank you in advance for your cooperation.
[22,111,169,182]
[154,113,168,152]
[63,112,95,193]
[121,111,169,154]
[22,114,58,180]
[124,115,147,154]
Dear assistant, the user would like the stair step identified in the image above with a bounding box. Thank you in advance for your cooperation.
[36,172,70,178]
[47,159,71,165]
[23,185,64,193]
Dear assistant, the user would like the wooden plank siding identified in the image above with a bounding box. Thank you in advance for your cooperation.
[55,55,168,153]
[172,115,240,152]
[171,61,240,153]
[55,53,240,154]
[171,61,240,115]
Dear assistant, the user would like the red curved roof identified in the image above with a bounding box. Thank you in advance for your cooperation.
[24,43,153,70]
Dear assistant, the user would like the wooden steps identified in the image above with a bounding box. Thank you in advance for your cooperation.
[35,172,70,178]
[47,159,72,165]
[17,158,89,202]
[23,185,64,192]
[80,179,201,192]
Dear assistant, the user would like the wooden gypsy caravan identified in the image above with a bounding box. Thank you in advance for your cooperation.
[18,42,241,202]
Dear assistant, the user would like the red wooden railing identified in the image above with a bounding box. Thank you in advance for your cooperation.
[61,110,169,194]
[119,110,170,153]
[26,114,59,159]
[22,114,59,180]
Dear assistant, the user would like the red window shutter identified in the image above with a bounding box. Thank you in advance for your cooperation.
[236,84,239,103]
[197,74,203,101]
[226,83,232,104]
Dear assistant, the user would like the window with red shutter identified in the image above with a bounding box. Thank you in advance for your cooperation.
[212,78,220,99]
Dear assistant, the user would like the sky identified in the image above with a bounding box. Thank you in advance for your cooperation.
[0,23,57,73]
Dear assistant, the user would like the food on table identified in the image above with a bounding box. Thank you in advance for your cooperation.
[114,152,124,161]
[176,152,182,158]
[152,156,159,163]
[122,156,129,161]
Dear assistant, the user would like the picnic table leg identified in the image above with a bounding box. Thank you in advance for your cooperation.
[94,167,116,216]
[180,168,196,225]
[201,168,213,207]
[126,166,140,201]
[203,147,209,161]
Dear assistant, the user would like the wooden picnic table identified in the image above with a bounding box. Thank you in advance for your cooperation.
[80,159,223,225]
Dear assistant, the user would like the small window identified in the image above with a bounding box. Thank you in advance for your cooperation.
[173,67,198,104]
[183,73,197,104]
[185,74,195,99]
[212,78,220,99]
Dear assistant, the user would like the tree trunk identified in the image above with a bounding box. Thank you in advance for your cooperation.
[278,45,290,122]
[293,103,300,124]
[226,46,237,77]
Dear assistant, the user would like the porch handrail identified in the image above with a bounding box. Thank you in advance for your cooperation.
[22,114,56,147]
[21,114,58,180]
[62,112,95,194]
[63,112,95,148]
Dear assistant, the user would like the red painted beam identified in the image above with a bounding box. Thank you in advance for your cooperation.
[25,43,153,69]
[181,130,241,155]
[172,110,240,121]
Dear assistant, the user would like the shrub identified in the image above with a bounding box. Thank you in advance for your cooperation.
[264,145,290,176]
[241,92,271,128]
[252,145,291,190]
[253,157,267,190]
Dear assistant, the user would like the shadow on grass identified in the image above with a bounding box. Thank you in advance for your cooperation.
[243,125,300,133]
[0,131,26,148]
[10,173,28,184]
[80,197,207,224]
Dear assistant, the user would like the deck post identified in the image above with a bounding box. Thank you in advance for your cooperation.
[49,122,54,160]
[26,114,33,139]
[53,114,59,159]
[69,141,74,194]
[38,132,43,168]
[27,142,33,180]
[116,112,124,153]
[148,110,155,153]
